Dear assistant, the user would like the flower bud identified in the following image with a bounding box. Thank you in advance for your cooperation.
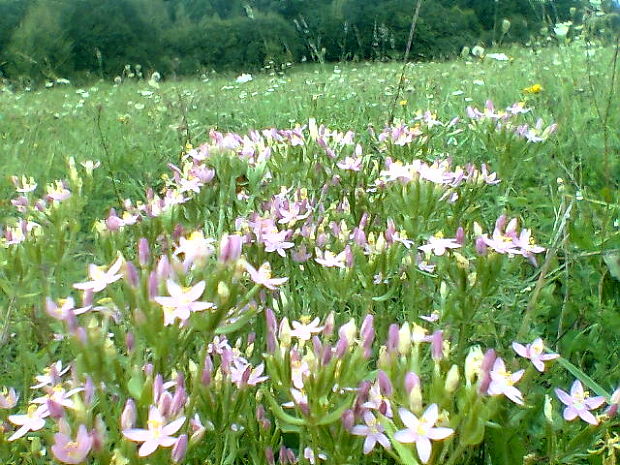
[544,394,554,423]
[322,311,335,337]
[125,261,139,287]
[278,317,292,348]
[265,308,278,353]
[172,434,188,463]
[217,281,230,304]
[125,332,135,353]
[153,374,164,402]
[398,322,411,355]
[341,409,355,431]
[83,376,95,406]
[444,365,460,393]
[138,238,150,266]
[405,372,422,413]
[377,371,393,396]
[265,447,276,465]
[478,349,496,394]
[387,324,399,354]
[431,330,444,361]
[201,354,213,386]
[464,346,483,386]
[338,319,357,344]
[455,226,465,245]
[120,399,136,430]
[334,336,348,358]
[360,314,374,353]
[219,234,243,263]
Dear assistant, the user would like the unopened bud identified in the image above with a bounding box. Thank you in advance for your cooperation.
[341,409,355,431]
[217,281,230,303]
[398,323,411,355]
[172,434,188,463]
[138,238,150,266]
[544,395,554,423]
[431,330,444,361]
[444,365,460,393]
[387,324,399,354]
[120,399,136,430]
[464,346,483,386]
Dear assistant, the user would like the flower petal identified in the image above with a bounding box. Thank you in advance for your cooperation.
[416,436,433,464]
[394,429,417,444]
[427,426,454,440]
[398,408,420,430]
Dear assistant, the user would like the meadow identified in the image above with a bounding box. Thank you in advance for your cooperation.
[0,42,618,464]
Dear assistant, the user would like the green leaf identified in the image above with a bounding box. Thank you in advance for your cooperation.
[602,251,620,281]
[381,417,420,465]
[127,374,144,399]
[215,308,258,335]
[556,357,610,398]
[372,285,398,302]
[262,389,307,427]
[315,397,354,426]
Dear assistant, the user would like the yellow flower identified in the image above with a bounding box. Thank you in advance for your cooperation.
[399,99,408,106]
[523,83,543,94]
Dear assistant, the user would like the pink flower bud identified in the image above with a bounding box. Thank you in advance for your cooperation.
[341,409,355,431]
[405,372,421,394]
[431,330,444,361]
[201,354,213,387]
[138,238,150,266]
[120,399,136,430]
[377,371,393,396]
[83,376,95,406]
[153,374,164,402]
[322,312,335,337]
[92,415,106,452]
[172,434,188,463]
[387,324,399,354]
[478,349,496,394]
[219,234,243,263]
[456,226,465,245]
[125,332,135,353]
[125,261,138,287]
[148,271,159,300]
[265,308,278,354]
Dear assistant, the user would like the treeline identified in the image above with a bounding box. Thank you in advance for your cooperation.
[0,0,614,82]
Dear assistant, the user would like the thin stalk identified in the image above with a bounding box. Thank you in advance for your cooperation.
[387,0,424,125]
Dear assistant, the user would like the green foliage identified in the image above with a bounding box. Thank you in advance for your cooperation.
[0,0,614,81]
[4,0,74,81]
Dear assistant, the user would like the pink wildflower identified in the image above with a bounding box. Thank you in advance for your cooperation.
[290,318,324,342]
[154,280,215,326]
[418,235,461,256]
[244,262,288,290]
[8,404,50,441]
[394,404,454,464]
[351,411,391,454]
[512,338,559,372]
[73,256,124,293]
[51,424,93,464]
[123,405,186,457]
[555,380,606,425]
[487,357,525,405]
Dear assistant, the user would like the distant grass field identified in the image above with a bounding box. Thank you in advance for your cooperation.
[0,42,618,464]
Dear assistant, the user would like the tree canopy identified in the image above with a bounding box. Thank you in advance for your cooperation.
[0,0,616,82]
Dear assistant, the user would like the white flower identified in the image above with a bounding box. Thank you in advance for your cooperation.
[236,74,253,84]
